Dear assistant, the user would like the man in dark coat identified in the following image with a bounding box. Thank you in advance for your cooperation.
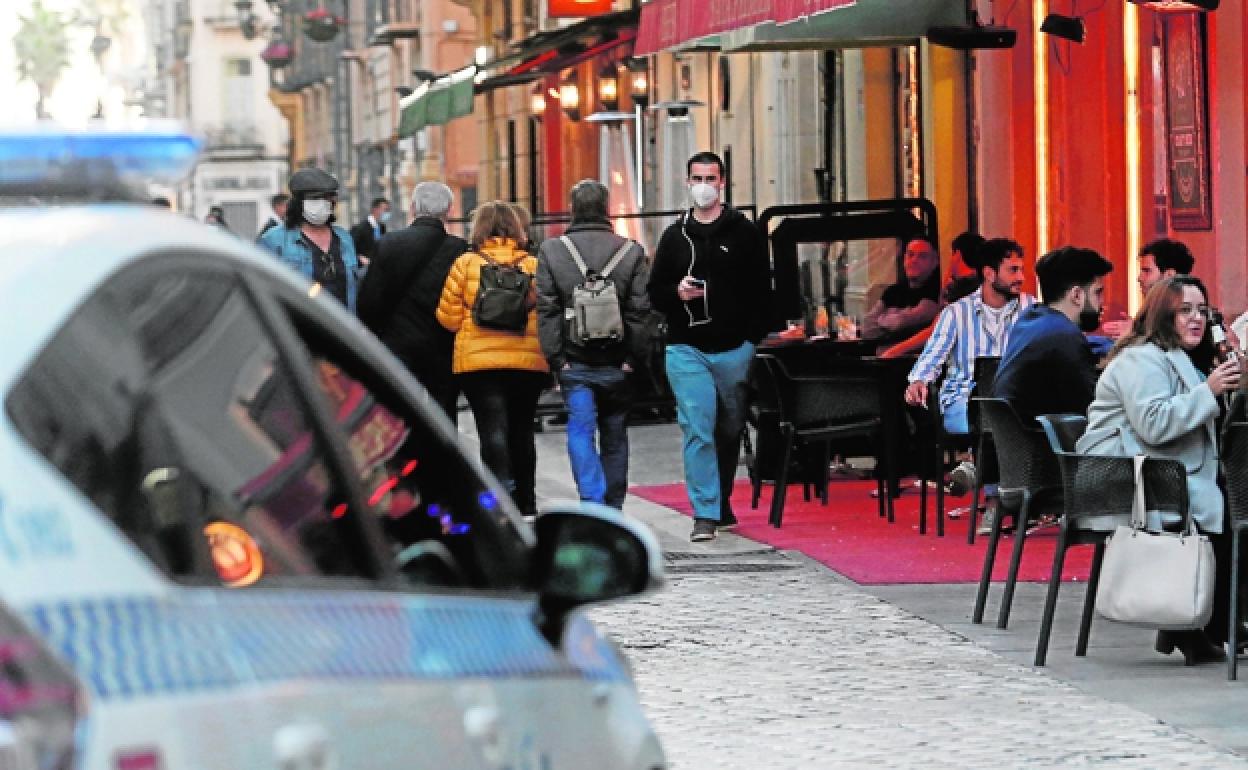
[357,183,465,422]
[349,196,391,268]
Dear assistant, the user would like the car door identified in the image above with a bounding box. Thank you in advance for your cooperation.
[249,268,657,770]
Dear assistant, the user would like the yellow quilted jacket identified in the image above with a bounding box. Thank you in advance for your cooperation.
[436,237,549,375]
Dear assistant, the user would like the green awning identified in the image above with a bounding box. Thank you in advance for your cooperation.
[398,74,475,137]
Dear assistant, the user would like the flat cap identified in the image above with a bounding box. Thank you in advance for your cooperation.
[288,168,339,195]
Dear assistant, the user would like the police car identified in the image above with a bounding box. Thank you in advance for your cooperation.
[0,127,666,769]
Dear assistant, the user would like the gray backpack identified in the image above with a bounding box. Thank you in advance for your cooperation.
[560,235,634,345]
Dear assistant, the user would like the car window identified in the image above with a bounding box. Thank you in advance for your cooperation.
[275,299,531,591]
[7,267,376,587]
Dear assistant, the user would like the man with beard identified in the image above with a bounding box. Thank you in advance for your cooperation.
[904,238,1034,502]
[993,246,1113,424]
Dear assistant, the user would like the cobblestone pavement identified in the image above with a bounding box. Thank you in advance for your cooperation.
[591,550,1246,769]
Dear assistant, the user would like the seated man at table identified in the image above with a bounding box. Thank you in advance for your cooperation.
[862,237,941,348]
[994,245,1112,426]
[903,238,1035,498]
[879,231,985,358]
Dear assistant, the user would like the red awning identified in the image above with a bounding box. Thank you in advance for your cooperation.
[773,0,856,24]
[634,0,778,56]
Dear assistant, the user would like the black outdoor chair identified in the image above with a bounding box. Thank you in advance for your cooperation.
[751,353,891,528]
[1221,416,1248,680]
[1032,414,1189,667]
[965,356,1001,544]
[972,398,1063,629]
[916,356,999,539]
[747,357,824,510]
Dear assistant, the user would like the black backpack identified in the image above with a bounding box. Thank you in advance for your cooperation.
[472,255,533,332]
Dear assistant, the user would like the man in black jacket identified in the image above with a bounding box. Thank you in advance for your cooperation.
[349,197,391,268]
[648,151,773,542]
[357,183,466,422]
[536,180,650,510]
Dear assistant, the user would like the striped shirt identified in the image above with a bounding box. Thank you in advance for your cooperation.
[908,288,1036,410]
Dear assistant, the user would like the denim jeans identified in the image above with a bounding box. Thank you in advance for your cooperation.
[460,370,549,515]
[558,363,633,509]
[665,342,754,522]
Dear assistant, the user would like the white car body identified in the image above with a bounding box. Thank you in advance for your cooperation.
[0,206,665,770]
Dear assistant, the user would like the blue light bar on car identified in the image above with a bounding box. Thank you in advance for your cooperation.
[0,127,202,189]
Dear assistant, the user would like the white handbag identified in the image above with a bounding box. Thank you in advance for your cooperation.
[1095,455,1215,630]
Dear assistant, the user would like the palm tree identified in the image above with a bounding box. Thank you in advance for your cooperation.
[14,0,73,119]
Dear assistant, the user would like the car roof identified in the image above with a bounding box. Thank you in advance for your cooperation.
[0,204,307,393]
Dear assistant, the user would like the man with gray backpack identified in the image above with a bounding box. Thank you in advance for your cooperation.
[536,180,651,509]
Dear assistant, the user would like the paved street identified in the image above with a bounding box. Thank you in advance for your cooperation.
[523,418,1248,768]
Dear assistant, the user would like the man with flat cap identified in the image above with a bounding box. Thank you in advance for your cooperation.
[258,168,361,312]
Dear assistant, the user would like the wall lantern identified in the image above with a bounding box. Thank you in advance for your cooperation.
[234,0,258,39]
[627,59,649,109]
[1127,0,1218,10]
[597,64,619,112]
[1039,13,1085,43]
[560,71,581,121]
[530,83,547,120]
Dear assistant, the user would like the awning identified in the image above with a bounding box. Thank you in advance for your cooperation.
[774,0,857,24]
[398,70,475,137]
[486,9,640,73]
[476,29,638,94]
[723,0,963,50]
[634,0,777,56]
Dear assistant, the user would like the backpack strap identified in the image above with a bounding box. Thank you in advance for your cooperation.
[559,235,634,278]
[559,235,590,277]
[599,239,635,279]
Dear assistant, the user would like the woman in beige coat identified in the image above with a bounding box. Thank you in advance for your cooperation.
[436,202,548,516]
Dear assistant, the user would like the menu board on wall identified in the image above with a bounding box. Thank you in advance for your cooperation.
[1163,14,1212,231]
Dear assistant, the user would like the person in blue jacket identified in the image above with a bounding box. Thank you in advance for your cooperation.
[258,168,359,312]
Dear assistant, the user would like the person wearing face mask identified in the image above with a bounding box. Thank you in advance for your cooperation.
[258,168,360,312]
[646,151,772,542]
[349,197,391,269]
[992,246,1114,426]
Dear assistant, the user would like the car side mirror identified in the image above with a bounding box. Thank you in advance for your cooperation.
[530,502,663,643]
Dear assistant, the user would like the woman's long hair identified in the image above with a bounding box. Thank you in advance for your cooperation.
[468,201,526,250]
[1109,275,1215,372]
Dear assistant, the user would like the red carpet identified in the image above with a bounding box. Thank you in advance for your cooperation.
[631,478,1092,585]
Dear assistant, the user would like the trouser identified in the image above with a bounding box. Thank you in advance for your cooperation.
[665,342,754,522]
[557,362,633,509]
[460,370,548,515]
[399,355,460,428]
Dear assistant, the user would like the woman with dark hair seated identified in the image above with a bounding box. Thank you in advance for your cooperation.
[1076,275,1241,664]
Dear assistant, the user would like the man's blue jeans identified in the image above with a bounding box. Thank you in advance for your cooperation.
[558,363,633,509]
[665,342,754,522]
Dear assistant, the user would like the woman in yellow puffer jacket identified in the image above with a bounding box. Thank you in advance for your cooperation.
[437,201,549,516]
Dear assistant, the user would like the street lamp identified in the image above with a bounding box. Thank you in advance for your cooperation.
[560,71,581,121]
[627,59,650,109]
[597,63,619,112]
[234,0,258,39]
[530,83,546,120]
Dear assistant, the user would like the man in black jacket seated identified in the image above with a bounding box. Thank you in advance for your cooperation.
[993,245,1114,425]
[357,182,467,422]
[647,151,773,542]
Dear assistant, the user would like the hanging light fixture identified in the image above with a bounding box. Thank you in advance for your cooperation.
[530,83,546,120]
[560,71,581,121]
[627,59,649,109]
[1040,13,1085,43]
[597,63,619,112]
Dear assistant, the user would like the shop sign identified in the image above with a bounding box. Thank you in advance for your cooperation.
[548,0,614,18]
[1162,13,1212,231]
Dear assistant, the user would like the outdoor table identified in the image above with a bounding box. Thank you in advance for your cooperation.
[753,338,917,502]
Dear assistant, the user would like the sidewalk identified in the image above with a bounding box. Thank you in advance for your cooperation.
[523,419,1248,767]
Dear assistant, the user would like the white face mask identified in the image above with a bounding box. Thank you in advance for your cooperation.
[303,198,333,226]
[689,182,720,210]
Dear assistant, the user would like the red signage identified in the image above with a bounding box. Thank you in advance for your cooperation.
[635,0,778,56]
[548,0,614,18]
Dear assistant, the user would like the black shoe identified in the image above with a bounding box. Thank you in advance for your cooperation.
[690,518,717,542]
[717,509,739,531]
[1156,631,1226,666]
